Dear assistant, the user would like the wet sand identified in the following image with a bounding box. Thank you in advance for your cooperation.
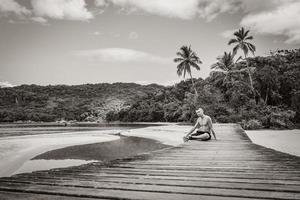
[33,136,170,161]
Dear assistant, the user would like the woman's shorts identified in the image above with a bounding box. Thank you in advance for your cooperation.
[190,130,211,141]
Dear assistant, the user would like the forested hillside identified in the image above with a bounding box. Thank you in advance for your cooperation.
[0,83,164,122]
[0,49,299,129]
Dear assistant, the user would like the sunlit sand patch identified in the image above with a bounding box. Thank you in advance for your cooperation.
[246,129,300,157]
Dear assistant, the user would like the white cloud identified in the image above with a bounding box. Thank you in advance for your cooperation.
[197,0,241,21]
[220,29,236,38]
[31,16,48,24]
[71,48,171,64]
[134,79,179,86]
[31,0,93,21]
[240,1,300,44]
[103,0,241,21]
[92,31,102,36]
[134,80,153,85]
[0,0,31,16]
[95,0,108,7]
[128,31,138,39]
[0,81,14,88]
[108,0,199,19]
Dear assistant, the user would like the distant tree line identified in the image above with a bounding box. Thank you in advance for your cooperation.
[0,83,163,123]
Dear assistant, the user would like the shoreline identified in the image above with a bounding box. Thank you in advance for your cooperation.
[0,122,181,128]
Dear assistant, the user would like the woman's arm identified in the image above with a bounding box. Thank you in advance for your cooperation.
[208,117,217,140]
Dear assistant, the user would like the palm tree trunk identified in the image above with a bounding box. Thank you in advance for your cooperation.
[265,86,269,104]
[189,72,198,96]
[244,55,255,98]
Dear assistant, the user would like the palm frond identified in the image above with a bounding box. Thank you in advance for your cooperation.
[176,62,185,76]
[241,43,249,57]
[174,57,184,63]
[228,38,238,45]
[232,45,239,55]
[244,29,250,38]
[176,52,185,58]
[245,36,253,40]
[247,43,256,55]
[190,62,200,71]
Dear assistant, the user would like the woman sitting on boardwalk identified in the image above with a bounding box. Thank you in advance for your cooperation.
[183,108,217,142]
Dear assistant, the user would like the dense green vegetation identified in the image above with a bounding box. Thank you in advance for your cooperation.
[0,83,164,122]
[0,28,299,129]
[106,48,300,129]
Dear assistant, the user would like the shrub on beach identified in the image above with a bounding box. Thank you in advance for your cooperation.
[240,119,263,130]
[269,109,296,129]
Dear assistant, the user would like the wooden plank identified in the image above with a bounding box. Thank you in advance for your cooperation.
[0,191,105,200]
[0,182,258,200]
[10,172,300,185]
[0,180,299,200]
[2,176,300,193]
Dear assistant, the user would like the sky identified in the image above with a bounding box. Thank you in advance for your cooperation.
[0,0,299,87]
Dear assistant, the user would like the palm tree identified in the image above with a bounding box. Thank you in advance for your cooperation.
[174,45,202,96]
[210,51,242,88]
[228,27,256,91]
[211,51,236,72]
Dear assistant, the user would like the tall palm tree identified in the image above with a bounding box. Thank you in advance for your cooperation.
[174,45,202,96]
[228,27,256,91]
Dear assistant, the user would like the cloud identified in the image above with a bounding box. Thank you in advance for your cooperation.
[102,0,242,21]
[95,0,108,7]
[92,31,102,36]
[0,0,31,16]
[31,16,48,24]
[71,48,171,64]
[31,0,93,21]
[134,79,179,86]
[128,31,138,39]
[0,81,14,88]
[197,0,241,21]
[220,29,236,38]
[240,1,300,44]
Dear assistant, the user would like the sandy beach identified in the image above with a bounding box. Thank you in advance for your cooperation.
[246,129,300,157]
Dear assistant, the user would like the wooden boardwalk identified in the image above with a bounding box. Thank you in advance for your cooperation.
[0,124,299,200]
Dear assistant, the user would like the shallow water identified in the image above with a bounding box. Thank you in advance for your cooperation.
[0,129,122,177]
